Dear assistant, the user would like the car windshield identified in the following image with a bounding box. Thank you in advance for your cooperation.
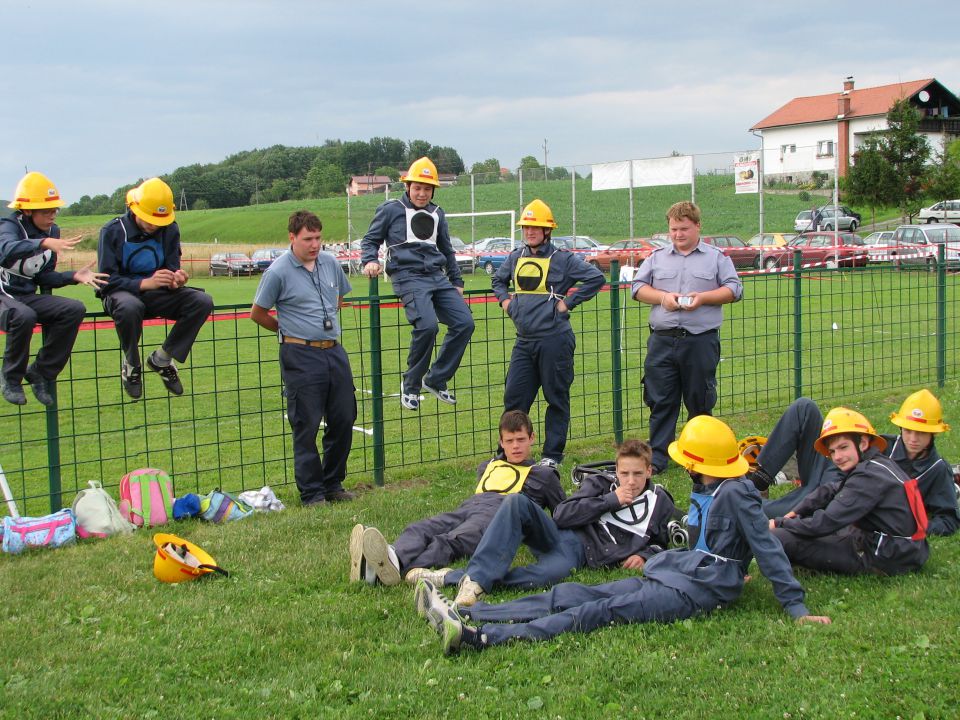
[796,211,812,220]
[929,228,960,243]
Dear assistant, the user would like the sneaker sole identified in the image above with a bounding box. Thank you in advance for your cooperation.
[349,523,365,582]
[362,527,401,586]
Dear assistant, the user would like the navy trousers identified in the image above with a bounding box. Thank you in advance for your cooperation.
[503,331,576,462]
[643,330,720,472]
[0,293,85,383]
[102,287,213,367]
[446,493,584,592]
[392,498,499,573]
[281,342,357,503]
[392,273,474,395]
[465,576,700,646]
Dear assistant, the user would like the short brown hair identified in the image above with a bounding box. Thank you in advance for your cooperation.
[499,410,534,436]
[288,210,322,236]
[616,439,653,465]
[666,201,701,226]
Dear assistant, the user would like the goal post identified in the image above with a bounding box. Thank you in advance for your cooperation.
[445,210,517,251]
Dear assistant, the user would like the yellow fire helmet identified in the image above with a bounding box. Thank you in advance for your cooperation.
[153,533,228,583]
[8,171,65,210]
[128,177,176,227]
[517,198,558,229]
[890,389,950,434]
[737,435,767,470]
[668,415,750,478]
[401,157,440,187]
[813,407,887,457]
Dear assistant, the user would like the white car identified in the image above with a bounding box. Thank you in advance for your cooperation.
[891,224,960,269]
[918,200,960,224]
[863,231,895,262]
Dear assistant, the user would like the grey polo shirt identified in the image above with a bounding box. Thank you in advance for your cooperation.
[253,249,352,341]
[632,240,742,333]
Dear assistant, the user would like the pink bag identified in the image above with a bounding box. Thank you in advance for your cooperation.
[119,469,174,528]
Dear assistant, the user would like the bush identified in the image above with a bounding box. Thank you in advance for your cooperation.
[798,190,811,202]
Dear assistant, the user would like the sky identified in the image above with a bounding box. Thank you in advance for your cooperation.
[3,0,959,202]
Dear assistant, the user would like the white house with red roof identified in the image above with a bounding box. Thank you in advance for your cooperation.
[751,78,960,182]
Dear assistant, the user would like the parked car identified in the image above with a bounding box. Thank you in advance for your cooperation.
[477,238,517,275]
[449,237,476,274]
[761,232,868,270]
[209,253,256,276]
[251,247,286,272]
[795,207,860,233]
[552,235,610,253]
[890,224,960,270]
[862,231,895,263]
[587,238,663,271]
[467,236,513,254]
[746,232,796,249]
[699,235,760,269]
[918,200,960,224]
[335,239,364,273]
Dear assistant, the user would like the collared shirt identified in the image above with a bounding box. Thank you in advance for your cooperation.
[253,249,351,341]
[632,240,742,333]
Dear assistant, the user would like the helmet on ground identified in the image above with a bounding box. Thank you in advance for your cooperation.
[128,177,176,227]
[517,199,557,229]
[737,435,767,470]
[401,157,440,187]
[8,171,65,210]
[890,389,949,434]
[153,533,226,583]
[813,407,886,456]
[668,415,750,478]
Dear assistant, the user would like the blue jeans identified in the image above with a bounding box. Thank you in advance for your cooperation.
[447,493,585,592]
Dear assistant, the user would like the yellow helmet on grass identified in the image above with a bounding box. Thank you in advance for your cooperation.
[153,533,227,583]
[668,415,750,478]
[8,171,65,210]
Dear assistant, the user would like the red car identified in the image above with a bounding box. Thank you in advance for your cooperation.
[760,232,868,270]
[699,235,760,270]
[588,238,666,271]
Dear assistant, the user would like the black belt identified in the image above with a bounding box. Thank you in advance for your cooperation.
[650,327,718,338]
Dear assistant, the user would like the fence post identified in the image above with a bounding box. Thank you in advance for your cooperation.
[36,291,62,512]
[792,249,803,400]
[367,277,385,486]
[610,261,624,444]
[937,243,946,388]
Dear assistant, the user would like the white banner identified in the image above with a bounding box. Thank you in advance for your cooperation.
[734,152,760,194]
[592,156,693,191]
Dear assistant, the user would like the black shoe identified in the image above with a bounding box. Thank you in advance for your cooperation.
[302,496,327,507]
[24,367,54,407]
[121,363,143,400]
[1,376,26,405]
[147,353,184,396]
[326,490,356,503]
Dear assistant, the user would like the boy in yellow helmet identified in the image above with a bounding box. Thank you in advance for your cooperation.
[415,415,828,656]
[360,157,474,410]
[98,177,213,399]
[0,171,106,405]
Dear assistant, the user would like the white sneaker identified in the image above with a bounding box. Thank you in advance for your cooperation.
[537,457,559,468]
[405,567,451,586]
[349,523,366,583]
[400,384,420,411]
[454,574,486,608]
[422,381,456,405]
[362,526,401,586]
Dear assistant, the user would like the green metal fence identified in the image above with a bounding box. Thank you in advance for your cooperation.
[2,253,957,516]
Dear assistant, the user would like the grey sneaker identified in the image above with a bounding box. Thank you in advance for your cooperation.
[349,523,366,583]
[147,352,183,396]
[440,611,467,656]
[404,567,451,586]
[1,375,26,405]
[537,457,559,469]
[24,367,53,407]
[454,574,486,608]
[121,362,143,400]
[362,526,401,586]
[422,381,456,405]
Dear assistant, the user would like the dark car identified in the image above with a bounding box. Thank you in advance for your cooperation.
[477,238,518,275]
[699,235,760,269]
[209,253,256,276]
[251,247,286,272]
[588,238,665,271]
[760,232,867,270]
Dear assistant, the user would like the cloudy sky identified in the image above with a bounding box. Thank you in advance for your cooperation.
[3,0,958,201]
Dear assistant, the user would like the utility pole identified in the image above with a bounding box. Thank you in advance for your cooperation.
[542,139,549,181]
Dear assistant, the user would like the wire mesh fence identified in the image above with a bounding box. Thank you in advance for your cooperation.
[1,256,957,516]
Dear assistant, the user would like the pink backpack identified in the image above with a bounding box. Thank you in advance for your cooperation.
[119,469,175,528]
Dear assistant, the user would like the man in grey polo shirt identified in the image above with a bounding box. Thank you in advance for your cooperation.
[251,210,357,506]
[631,201,742,474]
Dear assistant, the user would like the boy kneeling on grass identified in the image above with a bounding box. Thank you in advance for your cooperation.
[415,415,830,655]
[350,410,565,586]
[769,407,930,576]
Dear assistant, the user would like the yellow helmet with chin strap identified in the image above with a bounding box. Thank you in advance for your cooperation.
[152,533,227,583]
[814,407,886,456]
[668,415,750,478]
[8,171,65,210]
[127,177,176,227]
[401,156,440,187]
[517,199,558,229]
[890,389,949,434]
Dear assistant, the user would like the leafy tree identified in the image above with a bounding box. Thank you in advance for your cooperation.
[369,137,407,168]
[374,166,400,181]
[192,198,210,210]
[430,146,465,175]
[924,138,960,204]
[407,139,433,164]
[303,162,347,198]
[470,158,502,184]
[883,98,930,218]
[519,155,542,170]
[847,136,897,228]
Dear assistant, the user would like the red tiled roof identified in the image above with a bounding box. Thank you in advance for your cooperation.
[752,79,934,130]
[351,175,392,184]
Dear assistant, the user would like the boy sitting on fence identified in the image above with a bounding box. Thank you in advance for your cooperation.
[415,415,829,655]
[352,410,565,586]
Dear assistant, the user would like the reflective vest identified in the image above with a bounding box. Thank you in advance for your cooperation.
[475,461,533,495]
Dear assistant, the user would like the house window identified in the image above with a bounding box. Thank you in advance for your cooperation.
[780,144,797,155]
[817,140,834,158]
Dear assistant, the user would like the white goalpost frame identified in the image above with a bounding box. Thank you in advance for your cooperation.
[445,210,517,248]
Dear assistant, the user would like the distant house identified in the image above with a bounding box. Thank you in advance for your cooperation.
[438,173,458,187]
[348,175,392,196]
[751,78,960,182]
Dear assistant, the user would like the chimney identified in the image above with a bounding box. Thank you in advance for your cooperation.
[838,94,851,117]
[843,76,854,92]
